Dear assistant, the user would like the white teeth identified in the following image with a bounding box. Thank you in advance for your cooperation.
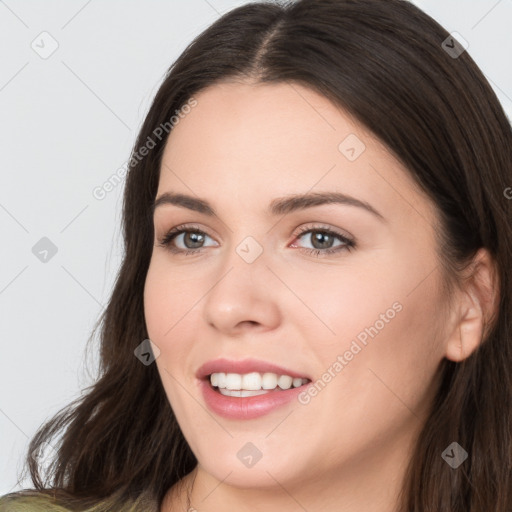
[209,372,308,391]
[225,373,242,390]
[217,372,226,388]
[242,372,262,390]
[262,372,278,389]
[219,389,269,397]
[277,375,293,390]
[292,377,303,388]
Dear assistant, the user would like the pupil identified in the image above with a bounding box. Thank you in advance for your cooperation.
[185,232,204,248]
[312,231,333,249]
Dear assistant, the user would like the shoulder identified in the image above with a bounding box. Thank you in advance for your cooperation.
[0,492,71,512]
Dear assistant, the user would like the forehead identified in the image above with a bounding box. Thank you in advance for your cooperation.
[164,80,364,171]
[157,81,436,227]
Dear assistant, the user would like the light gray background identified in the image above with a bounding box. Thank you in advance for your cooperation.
[1,0,511,495]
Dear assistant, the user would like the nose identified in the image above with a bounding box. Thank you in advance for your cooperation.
[202,243,281,336]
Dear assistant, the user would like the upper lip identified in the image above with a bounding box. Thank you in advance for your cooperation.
[196,358,311,381]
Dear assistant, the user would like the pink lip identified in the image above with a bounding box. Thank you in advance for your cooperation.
[195,358,312,420]
[195,357,310,380]
[199,379,310,420]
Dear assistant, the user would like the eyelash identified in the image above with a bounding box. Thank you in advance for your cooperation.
[157,223,355,258]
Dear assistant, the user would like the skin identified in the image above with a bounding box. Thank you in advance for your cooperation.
[143,80,493,512]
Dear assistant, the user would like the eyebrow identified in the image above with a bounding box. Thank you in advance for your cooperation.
[152,191,385,221]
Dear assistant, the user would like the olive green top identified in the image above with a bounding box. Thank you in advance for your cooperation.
[0,493,156,512]
[0,494,71,511]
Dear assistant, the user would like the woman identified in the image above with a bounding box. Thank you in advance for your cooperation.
[1,0,510,510]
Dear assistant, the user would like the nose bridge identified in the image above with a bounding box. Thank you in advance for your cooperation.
[201,231,280,333]
[210,231,267,305]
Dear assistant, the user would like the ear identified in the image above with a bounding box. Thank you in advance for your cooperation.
[444,248,500,362]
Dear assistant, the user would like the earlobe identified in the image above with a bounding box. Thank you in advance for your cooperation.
[444,248,499,363]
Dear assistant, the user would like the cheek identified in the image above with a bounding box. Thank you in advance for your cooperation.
[143,262,169,339]
[291,274,446,468]
[298,250,446,407]
[143,259,201,409]
[143,257,199,341]
[314,270,445,427]
[314,245,446,363]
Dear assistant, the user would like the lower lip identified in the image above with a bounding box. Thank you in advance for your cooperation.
[199,379,309,420]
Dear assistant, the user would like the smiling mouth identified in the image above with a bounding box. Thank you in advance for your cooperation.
[207,371,311,397]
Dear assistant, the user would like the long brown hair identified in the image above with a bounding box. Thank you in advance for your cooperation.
[2,0,511,510]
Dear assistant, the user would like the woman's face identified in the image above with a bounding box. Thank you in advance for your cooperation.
[144,81,453,495]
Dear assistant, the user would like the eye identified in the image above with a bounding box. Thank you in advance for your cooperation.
[157,224,217,256]
[290,224,355,257]
[157,223,355,257]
